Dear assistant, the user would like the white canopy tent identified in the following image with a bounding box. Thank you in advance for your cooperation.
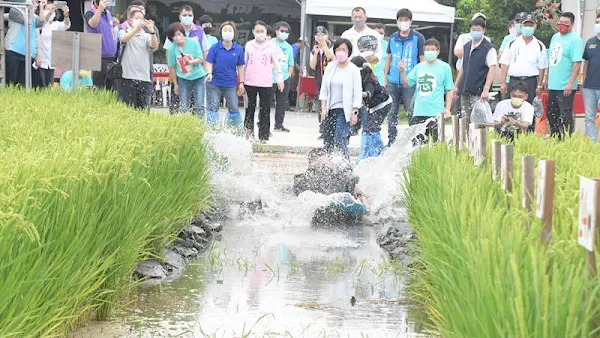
[304,0,455,24]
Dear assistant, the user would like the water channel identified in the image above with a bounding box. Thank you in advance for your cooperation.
[70,125,431,337]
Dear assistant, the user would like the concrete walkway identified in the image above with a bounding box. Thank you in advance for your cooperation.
[152,107,456,153]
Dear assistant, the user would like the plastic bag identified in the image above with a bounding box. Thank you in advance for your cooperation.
[470,99,493,124]
[532,96,544,118]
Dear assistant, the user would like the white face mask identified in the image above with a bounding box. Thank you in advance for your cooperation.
[132,19,141,28]
[398,21,410,32]
[222,31,234,41]
[48,12,56,21]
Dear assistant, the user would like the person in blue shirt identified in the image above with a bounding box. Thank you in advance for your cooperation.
[205,21,246,129]
[545,11,584,139]
[272,21,295,132]
[400,38,454,143]
[167,22,207,117]
[384,8,425,145]
[373,23,388,86]
[581,12,600,142]
[59,70,94,91]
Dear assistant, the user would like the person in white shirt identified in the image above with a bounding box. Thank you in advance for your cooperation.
[341,7,382,66]
[453,12,491,71]
[38,0,71,87]
[499,13,547,108]
[341,7,382,136]
[493,82,535,141]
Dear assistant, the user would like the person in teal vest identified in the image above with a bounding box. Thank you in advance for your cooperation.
[373,23,388,86]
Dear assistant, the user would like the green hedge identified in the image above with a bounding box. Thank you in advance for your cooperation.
[0,89,211,336]
[404,134,600,337]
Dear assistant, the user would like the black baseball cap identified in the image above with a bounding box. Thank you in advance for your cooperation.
[515,12,528,21]
[314,26,328,35]
[522,13,536,24]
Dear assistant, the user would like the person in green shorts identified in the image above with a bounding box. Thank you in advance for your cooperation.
[399,38,454,142]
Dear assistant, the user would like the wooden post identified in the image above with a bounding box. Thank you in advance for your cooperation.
[501,144,514,192]
[522,156,535,214]
[578,177,600,278]
[491,140,501,180]
[459,118,467,150]
[438,114,445,143]
[452,115,459,155]
[468,123,475,156]
[536,160,556,245]
[475,128,486,166]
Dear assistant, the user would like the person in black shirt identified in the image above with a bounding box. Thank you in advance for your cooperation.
[293,148,370,226]
[309,26,334,137]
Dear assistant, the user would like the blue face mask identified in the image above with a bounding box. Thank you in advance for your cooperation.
[181,16,193,26]
[279,32,289,41]
[424,50,438,62]
[515,23,522,34]
[470,30,482,41]
[521,26,535,37]
[595,23,600,35]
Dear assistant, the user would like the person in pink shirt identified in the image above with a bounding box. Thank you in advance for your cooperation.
[244,20,284,142]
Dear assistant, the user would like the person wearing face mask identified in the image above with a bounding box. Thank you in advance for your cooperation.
[164,6,209,113]
[319,38,362,158]
[4,0,44,87]
[166,22,206,117]
[341,7,382,65]
[38,0,70,87]
[243,21,284,143]
[271,21,295,132]
[118,9,158,110]
[399,39,454,142]
[205,21,246,129]
[499,13,547,133]
[499,13,526,61]
[384,8,425,145]
[373,23,388,86]
[492,82,535,141]
[85,0,117,90]
[163,6,208,60]
[309,26,334,138]
[545,12,584,139]
[580,12,600,142]
[453,13,491,72]
[453,18,497,126]
[198,15,218,49]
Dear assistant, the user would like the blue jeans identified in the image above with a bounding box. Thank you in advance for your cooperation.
[178,76,206,116]
[323,108,351,157]
[582,88,600,142]
[387,83,415,144]
[206,83,240,127]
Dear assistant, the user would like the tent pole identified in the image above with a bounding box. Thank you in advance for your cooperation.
[448,23,454,66]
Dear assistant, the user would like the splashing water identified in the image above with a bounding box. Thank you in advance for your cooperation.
[69,124,435,337]
[207,121,429,225]
[354,122,430,223]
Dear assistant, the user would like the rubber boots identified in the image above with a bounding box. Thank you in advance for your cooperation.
[206,110,220,127]
[226,110,242,130]
[357,131,385,163]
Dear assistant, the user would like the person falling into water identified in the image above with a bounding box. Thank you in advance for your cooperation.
[292,148,371,226]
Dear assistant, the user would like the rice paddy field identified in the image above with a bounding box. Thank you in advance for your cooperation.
[0,89,211,337]
[404,134,600,337]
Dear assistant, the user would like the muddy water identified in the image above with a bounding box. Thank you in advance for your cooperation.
[70,127,431,337]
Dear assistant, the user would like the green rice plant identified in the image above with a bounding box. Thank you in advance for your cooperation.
[404,134,600,337]
[0,88,211,337]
